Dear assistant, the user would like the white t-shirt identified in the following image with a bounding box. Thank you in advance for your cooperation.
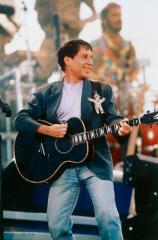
[57,80,83,122]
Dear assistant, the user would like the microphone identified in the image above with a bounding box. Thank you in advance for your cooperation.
[0,96,11,117]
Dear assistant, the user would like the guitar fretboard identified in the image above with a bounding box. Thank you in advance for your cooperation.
[72,117,141,145]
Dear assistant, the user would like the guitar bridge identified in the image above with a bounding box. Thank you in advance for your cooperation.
[38,143,45,156]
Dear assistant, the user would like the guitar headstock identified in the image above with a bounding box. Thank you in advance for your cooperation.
[140,111,158,124]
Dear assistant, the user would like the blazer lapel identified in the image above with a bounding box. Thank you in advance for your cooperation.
[47,80,63,122]
[81,80,93,123]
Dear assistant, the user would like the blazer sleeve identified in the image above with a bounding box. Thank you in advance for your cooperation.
[15,91,46,133]
[101,84,130,144]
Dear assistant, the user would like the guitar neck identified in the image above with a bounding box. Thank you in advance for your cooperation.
[72,117,141,145]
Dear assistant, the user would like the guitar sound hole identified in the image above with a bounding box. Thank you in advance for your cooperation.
[55,136,73,154]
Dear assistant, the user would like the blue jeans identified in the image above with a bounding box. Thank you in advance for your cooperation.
[47,166,123,240]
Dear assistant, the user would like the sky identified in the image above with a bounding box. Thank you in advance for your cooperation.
[4,0,158,108]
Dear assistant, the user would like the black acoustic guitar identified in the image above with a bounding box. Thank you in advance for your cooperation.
[14,111,158,184]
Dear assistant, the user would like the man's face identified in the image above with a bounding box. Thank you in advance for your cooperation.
[65,46,93,79]
[103,7,122,33]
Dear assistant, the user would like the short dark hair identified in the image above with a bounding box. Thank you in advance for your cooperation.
[101,2,120,20]
[58,39,92,71]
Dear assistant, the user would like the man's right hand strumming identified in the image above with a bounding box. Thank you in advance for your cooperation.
[37,123,68,138]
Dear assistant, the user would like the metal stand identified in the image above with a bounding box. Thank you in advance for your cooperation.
[0,97,12,240]
[0,134,3,240]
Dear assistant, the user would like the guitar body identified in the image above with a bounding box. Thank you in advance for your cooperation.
[14,118,94,184]
[14,111,158,184]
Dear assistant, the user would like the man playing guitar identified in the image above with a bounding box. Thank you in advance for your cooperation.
[15,39,133,240]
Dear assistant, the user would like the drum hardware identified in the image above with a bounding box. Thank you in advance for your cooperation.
[139,122,158,157]
[136,136,142,153]
[142,144,158,152]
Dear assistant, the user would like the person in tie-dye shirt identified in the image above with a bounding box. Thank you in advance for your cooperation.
[91,2,139,116]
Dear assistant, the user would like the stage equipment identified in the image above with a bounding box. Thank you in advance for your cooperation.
[123,154,158,239]
[0,135,3,240]
[0,97,11,240]
[123,153,158,188]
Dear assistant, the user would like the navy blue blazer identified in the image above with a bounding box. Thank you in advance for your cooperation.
[15,79,126,181]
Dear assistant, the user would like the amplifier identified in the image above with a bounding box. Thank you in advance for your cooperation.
[123,154,158,189]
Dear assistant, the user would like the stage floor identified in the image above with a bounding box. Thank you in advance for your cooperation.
[3,211,101,240]
[4,231,101,240]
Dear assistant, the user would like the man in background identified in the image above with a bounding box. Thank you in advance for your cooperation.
[91,2,139,117]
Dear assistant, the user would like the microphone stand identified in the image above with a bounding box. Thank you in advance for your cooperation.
[0,134,3,240]
[0,96,12,240]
